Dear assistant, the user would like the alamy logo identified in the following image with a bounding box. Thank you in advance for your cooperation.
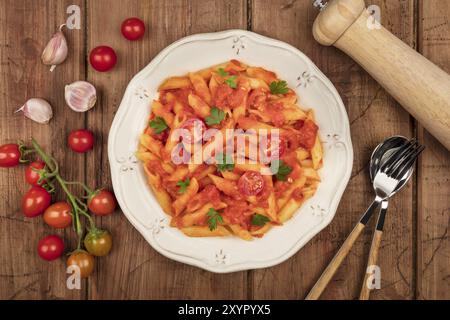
[66,265,81,290]
[367,5,382,30]
[66,5,81,30]
[365,265,381,290]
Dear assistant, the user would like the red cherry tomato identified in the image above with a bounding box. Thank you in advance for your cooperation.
[89,46,117,72]
[43,201,72,229]
[88,190,117,216]
[25,161,46,186]
[121,17,146,41]
[37,235,64,261]
[68,129,94,153]
[22,186,52,218]
[238,171,265,196]
[0,144,20,168]
[180,118,206,144]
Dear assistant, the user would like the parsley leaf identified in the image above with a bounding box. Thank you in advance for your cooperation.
[216,152,235,172]
[269,80,289,95]
[149,116,168,134]
[225,76,238,89]
[251,214,270,226]
[217,68,229,77]
[207,208,223,231]
[176,178,190,194]
[271,159,293,181]
[205,107,226,126]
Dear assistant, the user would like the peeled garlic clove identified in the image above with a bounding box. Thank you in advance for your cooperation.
[65,81,97,112]
[16,98,53,124]
[41,24,68,72]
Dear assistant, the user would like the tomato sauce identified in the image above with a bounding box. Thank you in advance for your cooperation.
[222,197,252,230]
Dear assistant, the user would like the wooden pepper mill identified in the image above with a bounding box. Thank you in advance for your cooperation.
[312,0,450,150]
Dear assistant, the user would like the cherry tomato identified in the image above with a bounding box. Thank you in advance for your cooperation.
[37,235,64,261]
[43,201,72,229]
[25,161,46,186]
[84,229,112,257]
[121,17,146,41]
[180,118,206,143]
[89,46,117,72]
[68,129,94,153]
[22,186,52,217]
[67,250,95,279]
[238,171,265,196]
[0,143,20,168]
[262,136,288,161]
[88,190,117,216]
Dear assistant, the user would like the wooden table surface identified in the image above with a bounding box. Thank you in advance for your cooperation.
[1,0,449,300]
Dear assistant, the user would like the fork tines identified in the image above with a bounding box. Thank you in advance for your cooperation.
[380,138,425,179]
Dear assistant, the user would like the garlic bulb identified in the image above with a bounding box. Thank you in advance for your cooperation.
[16,98,53,124]
[65,81,97,112]
[41,24,68,72]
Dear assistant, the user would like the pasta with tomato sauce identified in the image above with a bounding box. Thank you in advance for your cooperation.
[136,60,323,240]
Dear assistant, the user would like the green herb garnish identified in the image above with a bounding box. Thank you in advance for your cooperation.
[217,68,229,77]
[225,76,238,89]
[176,178,190,194]
[216,152,235,172]
[149,116,168,134]
[205,107,226,126]
[251,214,270,226]
[269,80,289,95]
[207,208,223,231]
[271,159,293,181]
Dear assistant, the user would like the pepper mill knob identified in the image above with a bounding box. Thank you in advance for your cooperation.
[313,0,365,46]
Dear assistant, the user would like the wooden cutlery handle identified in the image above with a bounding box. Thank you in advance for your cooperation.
[313,0,450,150]
[359,229,383,300]
[305,222,365,300]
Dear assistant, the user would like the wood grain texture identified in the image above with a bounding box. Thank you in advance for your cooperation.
[251,0,415,300]
[85,0,248,299]
[0,0,86,299]
[0,0,449,300]
[416,0,450,300]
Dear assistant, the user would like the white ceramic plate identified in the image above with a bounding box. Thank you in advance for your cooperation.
[108,30,353,273]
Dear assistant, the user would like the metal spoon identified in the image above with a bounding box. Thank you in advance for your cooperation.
[359,136,415,299]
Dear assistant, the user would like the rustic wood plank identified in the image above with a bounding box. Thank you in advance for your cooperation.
[0,0,86,299]
[417,0,450,300]
[250,0,415,299]
[85,0,248,299]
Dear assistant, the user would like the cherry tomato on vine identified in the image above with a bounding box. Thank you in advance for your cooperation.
[67,251,95,278]
[0,143,20,168]
[25,161,46,186]
[68,129,94,153]
[237,171,265,196]
[22,186,52,217]
[37,235,64,261]
[121,17,146,41]
[89,46,117,72]
[43,201,72,229]
[88,190,117,216]
[84,229,112,256]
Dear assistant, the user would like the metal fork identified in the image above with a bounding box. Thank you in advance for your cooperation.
[306,139,424,300]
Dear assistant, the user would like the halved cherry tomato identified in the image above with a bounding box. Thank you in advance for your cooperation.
[84,229,112,257]
[22,186,52,217]
[37,235,64,261]
[238,171,265,196]
[43,201,72,229]
[180,118,206,144]
[89,46,117,72]
[68,129,94,153]
[88,190,117,216]
[262,135,288,161]
[121,17,146,41]
[0,143,20,168]
[67,250,94,278]
[25,161,46,186]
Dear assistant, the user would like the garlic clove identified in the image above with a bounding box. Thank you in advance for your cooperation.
[41,24,68,72]
[16,98,53,124]
[65,81,97,112]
